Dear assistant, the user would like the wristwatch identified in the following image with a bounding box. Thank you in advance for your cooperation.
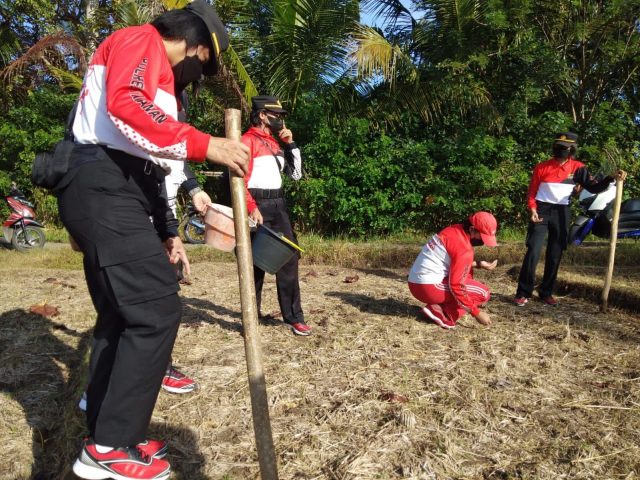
[188,187,202,197]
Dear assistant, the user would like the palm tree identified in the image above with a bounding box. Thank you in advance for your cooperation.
[231,0,360,113]
[341,0,493,127]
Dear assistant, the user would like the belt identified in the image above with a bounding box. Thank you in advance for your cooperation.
[69,145,167,182]
[250,188,283,200]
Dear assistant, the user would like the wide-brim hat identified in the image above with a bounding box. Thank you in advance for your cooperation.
[184,0,230,75]
[554,132,578,148]
[469,211,498,247]
[251,95,287,114]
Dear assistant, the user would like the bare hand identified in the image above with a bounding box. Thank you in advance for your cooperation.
[474,310,492,326]
[615,169,628,182]
[531,210,543,223]
[479,259,498,271]
[279,124,293,144]
[164,236,190,276]
[250,207,263,225]
[206,137,250,177]
[192,191,211,214]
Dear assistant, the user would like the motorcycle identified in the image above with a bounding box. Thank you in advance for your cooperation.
[2,184,46,251]
[179,203,205,244]
[569,179,640,245]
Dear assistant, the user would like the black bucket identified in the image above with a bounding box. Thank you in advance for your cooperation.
[252,224,303,274]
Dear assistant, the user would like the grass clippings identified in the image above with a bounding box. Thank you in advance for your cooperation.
[0,245,639,479]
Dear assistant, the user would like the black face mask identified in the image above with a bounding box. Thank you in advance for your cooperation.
[173,55,203,95]
[553,145,571,160]
[267,115,284,133]
[471,238,484,247]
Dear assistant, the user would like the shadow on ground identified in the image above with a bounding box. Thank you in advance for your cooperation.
[0,308,90,479]
[504,265,640,314]
[325,291,416,318]
[0,308,210,479]
[181,297,242,333]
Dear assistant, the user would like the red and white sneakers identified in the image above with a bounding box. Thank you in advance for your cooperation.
[73,438,170,480]
[540,295,558,306]
[161,365,198,394]
[421,305,455,329]
[137,439,168,459]
[512,296,528,307]
[285,321,313,336]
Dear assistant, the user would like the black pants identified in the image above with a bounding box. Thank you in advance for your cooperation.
[58,146,181,447]
[252,197,304,324]
[516,202,570,298]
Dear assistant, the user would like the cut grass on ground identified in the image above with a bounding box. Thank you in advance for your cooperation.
[0,244,639,479]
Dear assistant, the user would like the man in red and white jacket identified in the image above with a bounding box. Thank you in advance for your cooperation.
[56,2,249,479]
[241,95,310,336]
[408,212,498,329]
[513,132,626,306]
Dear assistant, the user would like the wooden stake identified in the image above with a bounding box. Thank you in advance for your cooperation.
[600,178,624,313]
[225,109,279,479]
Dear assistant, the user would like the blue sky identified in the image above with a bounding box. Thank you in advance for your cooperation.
[360,0,420,27]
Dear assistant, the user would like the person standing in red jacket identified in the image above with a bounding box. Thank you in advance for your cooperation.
[408,212,498,329]
[241,95,311,336]
[513,132,626,306]
[56,2,249,479]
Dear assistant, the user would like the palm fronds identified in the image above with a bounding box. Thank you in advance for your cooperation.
[0,32,86,87]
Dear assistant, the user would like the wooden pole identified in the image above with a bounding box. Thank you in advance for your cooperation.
[600,178,624,313]
[225,109,279,479]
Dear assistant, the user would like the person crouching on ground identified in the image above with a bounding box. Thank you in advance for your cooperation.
[242,95,311,336]
[408,212,499,329]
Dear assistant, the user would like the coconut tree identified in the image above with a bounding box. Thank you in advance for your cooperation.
[230,0,360,112]
[339,0,493,127]
[349,0,640,131]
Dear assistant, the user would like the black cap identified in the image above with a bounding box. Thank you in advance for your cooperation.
[184,0,229,75]
[554,132,578,147]
[251,95,287,114]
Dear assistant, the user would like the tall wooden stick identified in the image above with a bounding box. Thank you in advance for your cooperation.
[600,178,624,313]
[225,109,279,479]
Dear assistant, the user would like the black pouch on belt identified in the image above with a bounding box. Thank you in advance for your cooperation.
[31,101,79,190]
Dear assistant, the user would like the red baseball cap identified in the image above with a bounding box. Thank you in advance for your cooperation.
[469,211,498,247]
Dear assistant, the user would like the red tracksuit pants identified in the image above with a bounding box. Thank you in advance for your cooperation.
[408,278,490,323]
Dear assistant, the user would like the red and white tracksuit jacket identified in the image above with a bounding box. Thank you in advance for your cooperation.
[526,157,608,210]
[72,24,208,211]
[241,127,302,213]
[408,224,487,317]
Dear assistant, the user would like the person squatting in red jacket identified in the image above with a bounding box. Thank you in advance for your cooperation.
[241,95,311,336]
[408,212,499,329]
[513,132,627,307]
[56,2,249,479]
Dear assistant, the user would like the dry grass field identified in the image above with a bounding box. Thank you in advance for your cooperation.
[1,242,639,479]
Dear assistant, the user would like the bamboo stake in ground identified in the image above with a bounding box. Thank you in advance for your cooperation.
[600,177,624,313]
[225,108,279,480]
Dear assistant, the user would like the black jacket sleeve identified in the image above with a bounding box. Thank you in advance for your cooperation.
[154,180,179,241]
[574,166,614,194]
[180,163,200,193]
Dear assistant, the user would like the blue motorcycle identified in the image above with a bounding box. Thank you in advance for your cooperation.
[179,204,205,244]
[569,180,640,245]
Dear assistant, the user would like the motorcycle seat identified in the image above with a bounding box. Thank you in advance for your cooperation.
[621,198,640,214]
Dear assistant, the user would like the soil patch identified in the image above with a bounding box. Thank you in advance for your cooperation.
[1,253,639,479]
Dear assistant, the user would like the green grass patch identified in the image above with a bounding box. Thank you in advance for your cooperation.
[3,233,640,271]
[0,246,84,270]
[44,226,70,243]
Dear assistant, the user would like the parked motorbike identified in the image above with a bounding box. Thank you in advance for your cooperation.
[2,184,46,251]
[179,203,205,244]
[569,179,640,245]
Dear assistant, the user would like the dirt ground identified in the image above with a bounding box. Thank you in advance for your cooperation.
[1,249,639,479]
